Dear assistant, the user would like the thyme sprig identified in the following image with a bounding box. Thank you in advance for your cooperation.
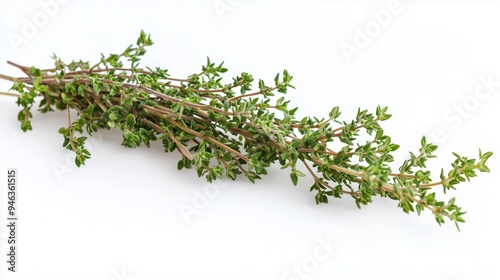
[0,31,492,230]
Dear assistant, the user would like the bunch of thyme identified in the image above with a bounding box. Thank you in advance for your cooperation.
[0,31,492,229]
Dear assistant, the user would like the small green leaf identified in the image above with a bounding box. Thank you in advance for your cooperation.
[329,106,340,119]
[421,136,427,147]
[480,150,493,162]
[126,114,136,127]
[92,79,101,94]
[177,160,184,170]
[478,165,490,172]
[29,66,42,77]
[109,112,119,121]
[123,131,133,139]
[290,172,298,186]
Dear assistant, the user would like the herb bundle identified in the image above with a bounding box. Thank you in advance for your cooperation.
[0,31,492,229]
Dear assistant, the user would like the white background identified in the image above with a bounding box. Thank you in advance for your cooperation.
[1,1,499,279]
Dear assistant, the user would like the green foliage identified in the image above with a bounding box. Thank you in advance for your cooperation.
[0,31,493,229]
